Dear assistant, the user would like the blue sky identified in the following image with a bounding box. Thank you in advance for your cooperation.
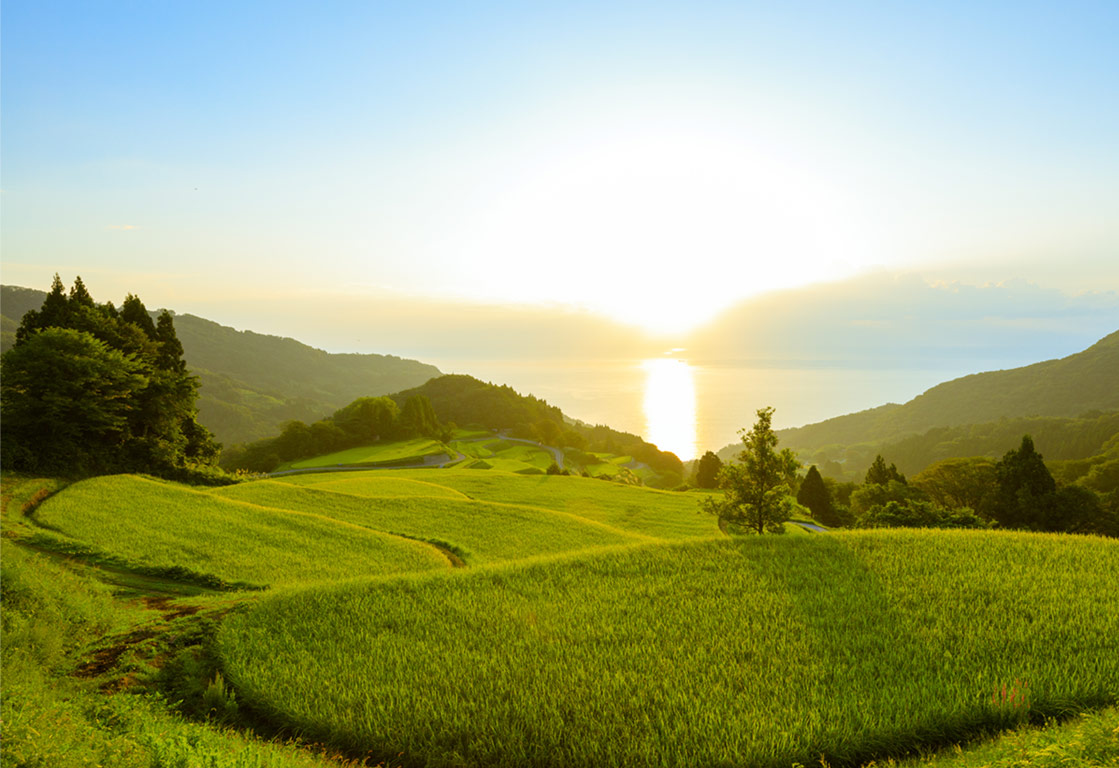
[3,1,1118,338]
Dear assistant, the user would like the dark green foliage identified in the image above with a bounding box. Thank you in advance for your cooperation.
[120,294,157,338]
[912,457,998,517]
[987,435,1116,535]
[391,374,563,436]
[3,284,443,445]
[388,374,683,484]
[694,451,723,489]
[701,407,801,534]
[992,436,1056,530]
[855,500,989,530]
[1,329,147,474]
[797,465,840,526]
[850,480,923,518]
[1,277,219,477]
[865,454,906,486]
[400,394,442,439]
[333,396,400,443]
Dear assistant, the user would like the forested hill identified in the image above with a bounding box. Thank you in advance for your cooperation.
[767,329,1119,469]
[1,285,441,445]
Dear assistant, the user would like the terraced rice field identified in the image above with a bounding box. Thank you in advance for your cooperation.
[220,530,1119,768]
[31,475,449,588]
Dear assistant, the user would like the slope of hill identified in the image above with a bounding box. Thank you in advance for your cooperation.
[1,284,441,445]
[762,330,1119,468]
[5,471,1117,768]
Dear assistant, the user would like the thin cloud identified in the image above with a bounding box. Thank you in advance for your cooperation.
[106,224,139,231]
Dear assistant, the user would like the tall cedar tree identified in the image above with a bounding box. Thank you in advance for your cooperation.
[1,275,218,476]
[694,451,724,489]
[797,465,840,526]
[992,435,1057,530]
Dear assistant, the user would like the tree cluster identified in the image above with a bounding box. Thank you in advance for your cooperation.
[838,439,1117,536]
[1,276,219,478]
[220,394,445,473]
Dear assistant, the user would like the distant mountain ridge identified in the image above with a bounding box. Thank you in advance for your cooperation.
[1,285,441,445]
[754,330,1119,475]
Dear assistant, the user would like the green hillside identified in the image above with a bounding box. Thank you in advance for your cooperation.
[801,410,1119,481]
[1,284,441,445]
[758,330,1119,475]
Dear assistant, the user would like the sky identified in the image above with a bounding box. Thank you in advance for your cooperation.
[3,1,1118,341]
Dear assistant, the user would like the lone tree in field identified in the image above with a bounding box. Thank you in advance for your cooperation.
[702,406,801,534]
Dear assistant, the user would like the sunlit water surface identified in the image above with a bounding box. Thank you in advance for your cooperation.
[434,357,979,460]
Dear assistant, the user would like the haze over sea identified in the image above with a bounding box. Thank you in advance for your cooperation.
[433,356,1007,461]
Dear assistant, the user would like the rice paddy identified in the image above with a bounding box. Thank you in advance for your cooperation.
[219,530,1119,768]
[11,467,1119,768]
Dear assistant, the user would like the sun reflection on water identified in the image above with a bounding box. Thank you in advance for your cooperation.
[642,358,697,461]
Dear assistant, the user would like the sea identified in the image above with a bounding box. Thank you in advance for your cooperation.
[429,357,980,461]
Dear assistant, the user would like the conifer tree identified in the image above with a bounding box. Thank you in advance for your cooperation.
[155,311,187,373]
[121,293,157,338]
[694,450,723,489]
[797,465,839,526]
[992,435,1056,529]
[865,454,906,486]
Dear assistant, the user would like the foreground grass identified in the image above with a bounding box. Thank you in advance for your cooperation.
[1,475,349,768]
[32,474,449,588]
[220,530,1119,768]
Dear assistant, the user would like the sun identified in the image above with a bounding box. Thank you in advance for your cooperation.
[439,118,872,336]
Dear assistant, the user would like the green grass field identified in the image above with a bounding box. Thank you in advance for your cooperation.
[219,530,1119,768]
[32,475,450,587]
[5,469,1117,768]
[282,437,448,469]
[387,469,721,538]
[213,479,643,564]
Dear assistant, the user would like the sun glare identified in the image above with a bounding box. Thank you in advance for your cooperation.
[642,358,697,460]
[441,116,871,335]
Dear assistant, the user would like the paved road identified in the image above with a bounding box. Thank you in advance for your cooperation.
[789,520,828,533]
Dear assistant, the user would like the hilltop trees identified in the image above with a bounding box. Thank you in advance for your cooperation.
[702,407,801,534]
[1,276,219,477]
